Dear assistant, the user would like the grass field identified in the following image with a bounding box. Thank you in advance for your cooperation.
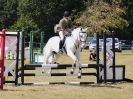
[0,50,133,99]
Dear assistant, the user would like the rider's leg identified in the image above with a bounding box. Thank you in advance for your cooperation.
[59,31,64,52]
[59,40,63,50]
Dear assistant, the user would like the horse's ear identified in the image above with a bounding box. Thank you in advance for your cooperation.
[80,27,82,31]
[82,28,88,32]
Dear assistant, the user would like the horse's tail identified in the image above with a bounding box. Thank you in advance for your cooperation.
[43,41,51,64]
[43,45,48,64]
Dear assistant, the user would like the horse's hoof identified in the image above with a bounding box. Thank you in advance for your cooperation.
[42,70,45,74]
[77,73,81,79]
[47,70,52,74]
[54,62,59,64]
[42,71,44,74]
[70,69,74,74]
[78,75,81,79]
[70,71,73,74]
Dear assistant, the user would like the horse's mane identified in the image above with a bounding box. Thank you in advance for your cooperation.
[72,27,81,34]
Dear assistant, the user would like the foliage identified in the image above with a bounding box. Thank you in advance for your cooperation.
[76,0,128,34]
[14,0,86,42]
[0,0,133,40]
[121,0,133,40]
[11,15,38,31]
[0,0,18,29]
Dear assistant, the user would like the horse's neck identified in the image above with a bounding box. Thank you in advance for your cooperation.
[71,32,80,46]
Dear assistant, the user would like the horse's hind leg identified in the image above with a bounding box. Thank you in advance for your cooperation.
[48,54,57,64]
[42,50,52,73]
[46,54,58,74]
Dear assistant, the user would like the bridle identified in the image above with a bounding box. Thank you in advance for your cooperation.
[79,31,87,44]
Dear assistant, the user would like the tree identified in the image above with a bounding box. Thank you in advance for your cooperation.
[76,0,128,35]
[14,0,86,42]
[0,0,18,29]
[121,0,133,39]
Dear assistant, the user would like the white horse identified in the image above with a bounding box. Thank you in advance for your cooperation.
[43,27,87,78]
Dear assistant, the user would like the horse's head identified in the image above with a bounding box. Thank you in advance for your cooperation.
[79,28,88,48]
[72,27,88,48]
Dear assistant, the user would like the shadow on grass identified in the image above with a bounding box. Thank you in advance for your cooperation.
[79,78,133,88]
[70,83,122,89]
[3,88,46,92]
[69,78,133,89]
[123,78,133,83]
[2,78,133,91]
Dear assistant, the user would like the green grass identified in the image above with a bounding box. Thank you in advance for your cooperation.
[0,50,133,99]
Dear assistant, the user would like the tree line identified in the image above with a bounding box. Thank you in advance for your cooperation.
[0,0,133,42]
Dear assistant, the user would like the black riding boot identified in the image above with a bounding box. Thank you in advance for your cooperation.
[59,40,64,53]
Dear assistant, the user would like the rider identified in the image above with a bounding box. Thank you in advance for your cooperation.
[57,11,73,53]
[89,48,96,61]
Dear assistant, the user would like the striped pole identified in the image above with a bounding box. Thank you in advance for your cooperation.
[24,64,103,69]
[24,82,95,85]
[23,72,97,77]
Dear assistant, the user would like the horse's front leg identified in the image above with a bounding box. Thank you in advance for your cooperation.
[75,49,82,79]
[75,60,82,78]
[67,50,76,74]
[67,50,82,78]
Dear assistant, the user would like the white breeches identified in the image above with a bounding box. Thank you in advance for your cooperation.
[59,31,65,41]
